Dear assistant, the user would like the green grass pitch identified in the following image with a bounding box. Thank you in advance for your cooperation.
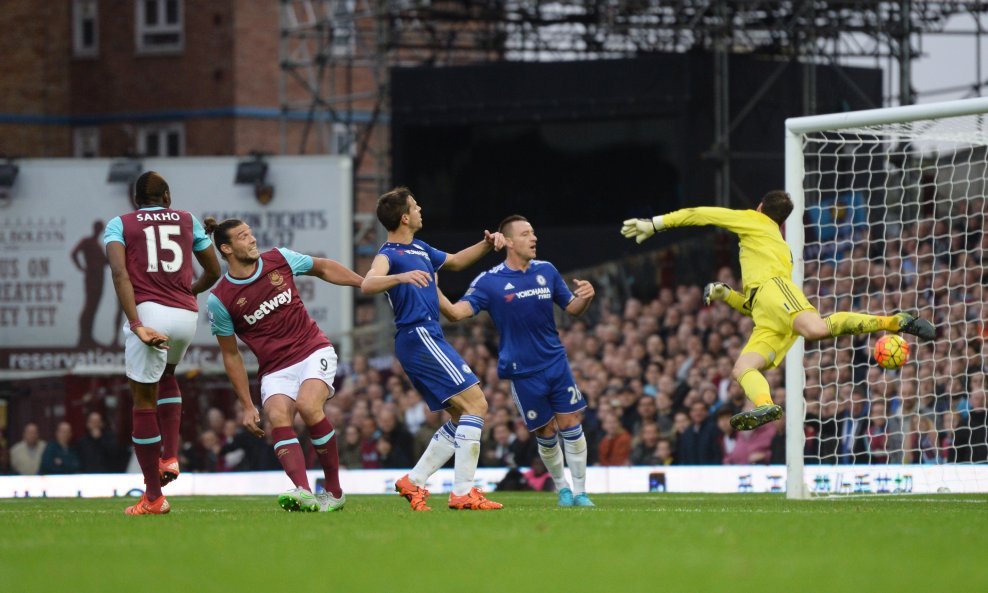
[2,493,986,593]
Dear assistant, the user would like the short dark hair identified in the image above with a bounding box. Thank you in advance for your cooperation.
[760,190,794,226]
[497,214,528,236]
[376,186,413,232]
[203,217,244,260]
[134,171,169,206]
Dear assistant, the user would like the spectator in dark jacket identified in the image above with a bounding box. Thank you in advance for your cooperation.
[630,423,662,465]
[41,422,80,474]
[78,412,124,473]
[676,402,721,464]
[956,388,988,462]
[375,407,414,468]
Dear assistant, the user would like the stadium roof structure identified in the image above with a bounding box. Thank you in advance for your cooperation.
[279,1,988,206]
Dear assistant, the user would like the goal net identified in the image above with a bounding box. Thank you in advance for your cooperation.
[784,99,988,497]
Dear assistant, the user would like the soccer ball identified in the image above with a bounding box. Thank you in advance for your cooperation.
[874,334,909,370]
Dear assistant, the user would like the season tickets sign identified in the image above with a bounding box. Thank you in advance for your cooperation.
[0,157,352,376]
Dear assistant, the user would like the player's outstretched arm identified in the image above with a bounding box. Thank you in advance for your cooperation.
[438,286,475,322]
[307,257,363,288]
[215,334,263,437]
[106,242,169,349]
[623,207,752,244]
[564,278,595,316]
[360,254,431,295]
[620,215,667,244]
[443,230,505,271]
[191,247,222,295]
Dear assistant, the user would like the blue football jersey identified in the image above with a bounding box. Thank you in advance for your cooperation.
[378,239,448,331]
[462,260,574,378]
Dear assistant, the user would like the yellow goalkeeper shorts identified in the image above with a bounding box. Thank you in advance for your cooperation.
[741,276,816,370]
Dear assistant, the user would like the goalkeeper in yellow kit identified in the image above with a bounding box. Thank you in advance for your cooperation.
[621,190,936,431]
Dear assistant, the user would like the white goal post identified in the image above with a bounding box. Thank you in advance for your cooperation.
[785,98,988,498]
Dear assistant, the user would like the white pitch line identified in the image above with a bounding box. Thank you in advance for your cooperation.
[0,508,237,514]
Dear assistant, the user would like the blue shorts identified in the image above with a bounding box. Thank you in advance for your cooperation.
[509,358,586,430]
[395,324,479,412]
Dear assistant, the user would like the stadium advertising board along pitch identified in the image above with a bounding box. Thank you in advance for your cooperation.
[2,464,985,498]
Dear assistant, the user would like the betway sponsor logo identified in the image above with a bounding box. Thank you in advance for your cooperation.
[244,289,292,325]
[504,287,551,302]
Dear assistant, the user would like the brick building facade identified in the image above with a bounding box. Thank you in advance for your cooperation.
[0,0,343,159]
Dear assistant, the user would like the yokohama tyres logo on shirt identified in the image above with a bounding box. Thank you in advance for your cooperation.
[244,289,292,325]
[504,287,551,302]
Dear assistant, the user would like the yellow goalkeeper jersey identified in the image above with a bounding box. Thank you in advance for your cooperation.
[662,206,792,295]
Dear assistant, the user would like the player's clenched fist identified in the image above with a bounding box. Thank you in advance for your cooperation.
[703,282,731,306]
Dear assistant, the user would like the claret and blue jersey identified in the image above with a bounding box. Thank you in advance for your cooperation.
[103,206,212,312]
[207,247,330,378]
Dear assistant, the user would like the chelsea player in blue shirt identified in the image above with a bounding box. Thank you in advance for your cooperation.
[440,215,596,507]
[362,187,506,511]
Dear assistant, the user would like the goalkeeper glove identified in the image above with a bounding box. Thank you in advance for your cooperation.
[703,282,731,306]
[620,216,665,244]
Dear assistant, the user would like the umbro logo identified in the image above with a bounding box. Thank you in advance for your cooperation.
[504,283,515,290]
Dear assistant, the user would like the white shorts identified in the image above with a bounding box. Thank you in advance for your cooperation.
[260,346,338,405]
[124,301,199,384]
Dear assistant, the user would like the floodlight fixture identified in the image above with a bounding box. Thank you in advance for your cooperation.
[0,161,18,189]
[235,153,269,186]
[107,159,142,184]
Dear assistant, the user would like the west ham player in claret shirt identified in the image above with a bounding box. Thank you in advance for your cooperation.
[104,171,222,515]
[206,218,362,512]
[362,186,505,511]
[440,215,596,507]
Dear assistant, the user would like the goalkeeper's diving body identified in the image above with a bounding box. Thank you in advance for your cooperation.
[620,190,936,431]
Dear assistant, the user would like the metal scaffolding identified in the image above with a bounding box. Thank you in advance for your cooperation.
[279,0,988,206]
[278,1,988,351]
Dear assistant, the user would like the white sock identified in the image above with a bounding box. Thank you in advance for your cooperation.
[452,415,484,496]
[409,420,456,485]
[560,425,588,494]
[536,434,570,492]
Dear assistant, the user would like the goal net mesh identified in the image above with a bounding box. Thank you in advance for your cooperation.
[795,110,987,494]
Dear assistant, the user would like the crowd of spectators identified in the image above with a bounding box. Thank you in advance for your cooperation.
[800,191,987,466]
[1,195,985,475]
[4,267,981,477]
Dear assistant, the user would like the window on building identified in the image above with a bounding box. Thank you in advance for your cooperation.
[73,128,100,157]
[333,123,356,156]
[138,124,184,157]
[135,0,183,54]
[73,0,99,57]
[331,0,356,57]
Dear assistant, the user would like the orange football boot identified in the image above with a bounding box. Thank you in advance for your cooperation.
[394,474,431,511]
[448,487,502,510]
[159,457,180,486]
[124,494,171,515]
